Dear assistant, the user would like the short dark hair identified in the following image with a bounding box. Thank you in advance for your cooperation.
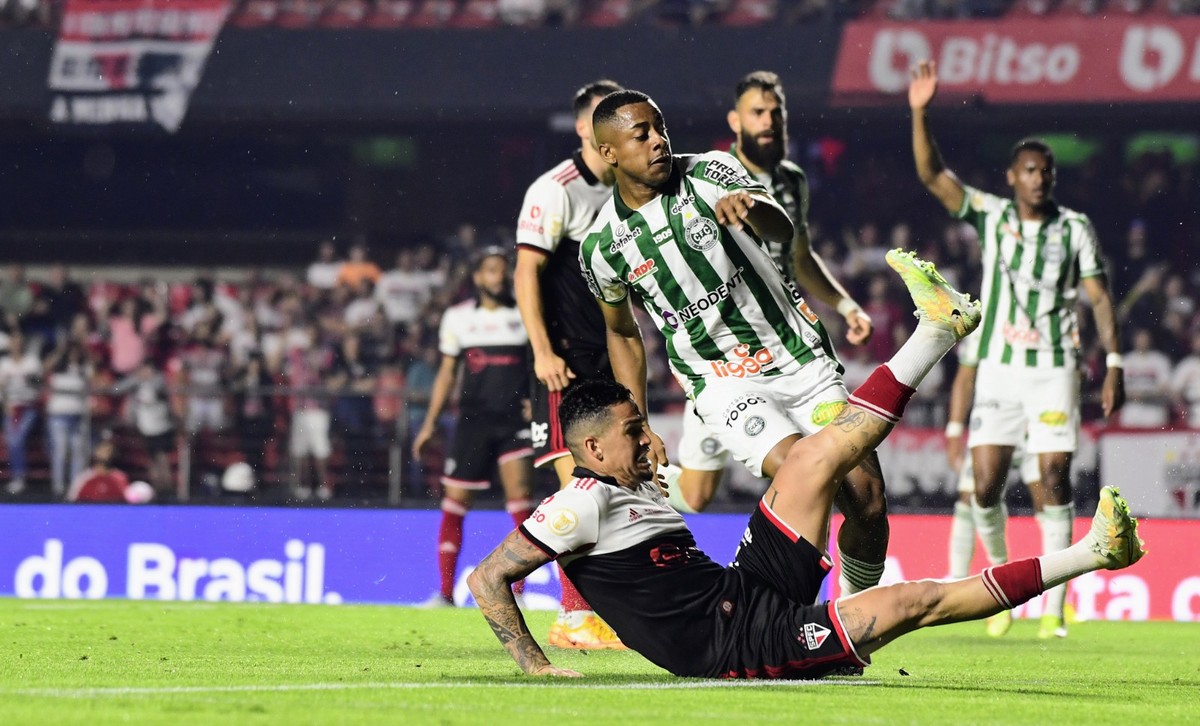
[735,70,786,106]
[1010,137,1054,167]
[560,379,636,450]
[472,245,509,270]
[592,89,652,130]
[573,80,624,118]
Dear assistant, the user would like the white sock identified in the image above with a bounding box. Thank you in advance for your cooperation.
[838,549,886,595]
[1037,503,1074,618]
[884,323,959,388]
[949,500,976,579]
[971,496,1009,565]
[1039,535,1106,590]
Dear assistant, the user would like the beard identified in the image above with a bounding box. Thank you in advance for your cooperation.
[739,128,785,170]
[482,285,515,307]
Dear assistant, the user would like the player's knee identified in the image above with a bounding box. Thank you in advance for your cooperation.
[783,435,839,487]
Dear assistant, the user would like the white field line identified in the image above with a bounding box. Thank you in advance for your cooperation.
[5,679,879,699]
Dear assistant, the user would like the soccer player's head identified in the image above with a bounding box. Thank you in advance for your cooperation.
[573,79,624,150]
[729,71,787,169]
[472,246,513,304]
[593,90,674,189]
[560,379,653,485]
[1007,137,1056,210]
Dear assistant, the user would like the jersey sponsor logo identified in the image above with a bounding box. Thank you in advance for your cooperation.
[669,195,694,215]
[652,228,673,245]
[648,543,695,568]
[723,393,766,428]
[661,267,747,330]
[811,400,847,427]
[549,509,579,536]
[704,160,755,189]
[684,217,720,252]
[744,416,765,437]
[801,622,831,650]
[627,259,656,283]
[530,205,542,218]
[1002,321,1041,346]
[1039,410,1069,426]
[582,266,603,300]
[712,343,776,379]
[610,223,642,254]
[530,420,549,449]
[464,349,524,374]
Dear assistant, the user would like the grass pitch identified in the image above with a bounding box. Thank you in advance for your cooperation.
[1,600,1196,725]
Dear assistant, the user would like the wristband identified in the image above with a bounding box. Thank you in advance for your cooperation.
[1106,352,1124,369]
[945,421,965,437]
[836,298,862,317]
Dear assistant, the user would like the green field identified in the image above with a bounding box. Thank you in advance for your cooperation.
[2,600,1197,725]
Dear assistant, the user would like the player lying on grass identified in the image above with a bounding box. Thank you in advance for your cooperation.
[468,251,1146,678]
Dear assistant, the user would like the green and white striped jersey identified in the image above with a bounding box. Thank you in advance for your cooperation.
[957,185,1105,369]
[578,151,839,399]
[728,143,810,283]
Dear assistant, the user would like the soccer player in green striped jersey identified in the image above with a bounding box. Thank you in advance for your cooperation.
[580,90,891,595]
[909,60,1126,639]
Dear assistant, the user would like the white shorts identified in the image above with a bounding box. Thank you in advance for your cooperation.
[969,360,1079,454]
[291,409,331,459]
[957,434,1042,494]
[678,399,729,471]
[692,357,848,478]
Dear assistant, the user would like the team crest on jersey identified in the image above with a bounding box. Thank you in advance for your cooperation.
[701,437,721,456]
[801,622,831,650]
[744,416,765,437]
[549,509,579,535]
[685,217,720,252]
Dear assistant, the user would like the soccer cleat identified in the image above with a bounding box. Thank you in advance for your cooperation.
[985,610,1013,637]
[885,248,982,341]
[416,592,455,609]
[547,613,628,650]
[1037,614,1068,640]
[1088,486,1147,570]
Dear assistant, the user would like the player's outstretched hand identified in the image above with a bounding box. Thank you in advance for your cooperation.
[530,664,583,678]
[909,60,938,110]
[845,308,874,345]
[714,191,755,231]
[535,351,576,392]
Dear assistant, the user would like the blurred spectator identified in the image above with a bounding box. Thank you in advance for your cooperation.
[306,239,343,291]
[376,248,440,330]
[860,273,906,361]
[43,340,90,498]
[65,437,132,503]
[1171,332,1200,428]
[1120,328,1172,429]
[232,352,276,483]
[344,279,383,331]
[1,331,42,494]
[285,323,336,500]
[336,242,382,289]
[0,264,33,322]
[108,296,157,376]
[179,322,228,433]
[114,361,177,496]
[40,265,86,343]
[330,331,379,489]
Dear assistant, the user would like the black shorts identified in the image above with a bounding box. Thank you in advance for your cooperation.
[529,348,612,469]
[144,431,175,455]
[441,414,532,490]
[712,502,869,679]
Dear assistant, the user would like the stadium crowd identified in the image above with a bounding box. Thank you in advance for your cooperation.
[3,0,1197,31]
[0,137,1196,502]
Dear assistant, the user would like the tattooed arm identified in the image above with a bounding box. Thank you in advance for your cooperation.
[467,530,581,677]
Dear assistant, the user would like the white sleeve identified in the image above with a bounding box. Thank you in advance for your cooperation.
[516,177,570,254]
[437,307,461,358]
[579,230,628,305]
[1075,217,1105,279]
[519,486,601,556]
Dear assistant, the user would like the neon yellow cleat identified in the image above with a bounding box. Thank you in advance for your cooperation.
[885,248,982,341]
[1037,614,1067,639]
[985,610,1013,638]
[548,613,628,650]
[1089,486,1147,571]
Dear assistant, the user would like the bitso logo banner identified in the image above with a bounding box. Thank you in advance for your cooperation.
[48,0,233,132]
[833,18,1200,105]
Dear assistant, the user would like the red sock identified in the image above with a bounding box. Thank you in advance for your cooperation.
[848,365,916,424]
[558,565,591,613]
[438,498,467,601]
[981,559,1044,609]
[507,498,535,595]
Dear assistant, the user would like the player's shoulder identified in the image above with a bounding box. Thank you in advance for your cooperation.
[684,150,759,188]
[1053,203,1092,227]
[961,184,1010,216]
[443,298,477,319]
[581,202,620,250]
[550,476,612,509]
[777,158,807,180]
